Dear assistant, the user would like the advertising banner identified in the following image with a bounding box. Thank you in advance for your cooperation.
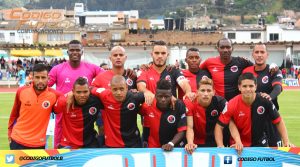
[1,147,300,167]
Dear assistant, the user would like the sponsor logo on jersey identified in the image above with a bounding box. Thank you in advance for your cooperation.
[238,111,245,117]
[108,105,114,110]
[257,106,265,114]
[262,76,269,84]
[230,65,238,72]
[127,103,135,110]
[96,88,105,93]
[126,78,133,86]
[167,115,176,123]
[211,110,219,116]
[149,112,154,118]
[89,107,97,115]
[42,101,50,109]
[65,78,70,83]
[212,67,218,72]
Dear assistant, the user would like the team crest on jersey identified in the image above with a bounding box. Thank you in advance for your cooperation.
[42,101,50,109]
[167,115,176,123]
[257,106,265,115]
[262,76,269,84]
[126,78,133,86]
[89,107,97,115]
[211,110,219,117]
[165,75,171,82]
[127,103,135,110]
[230,65,238,72]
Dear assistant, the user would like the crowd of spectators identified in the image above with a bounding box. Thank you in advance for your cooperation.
[0,56,67,80]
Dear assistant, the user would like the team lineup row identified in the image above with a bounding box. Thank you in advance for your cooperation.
[8,39,293,154]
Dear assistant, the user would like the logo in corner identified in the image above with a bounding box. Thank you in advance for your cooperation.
[224,156,232,164]
[42,101,50,109]
[127,103,135,110]
[5,154,15,164]
[89,107,97,115]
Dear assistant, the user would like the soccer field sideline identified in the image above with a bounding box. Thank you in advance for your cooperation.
[0,90,300,150]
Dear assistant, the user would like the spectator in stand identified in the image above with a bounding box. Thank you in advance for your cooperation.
[16,65,26,87]
[295,68,298,79]
[281,68,287,79]
[1,56,6,69]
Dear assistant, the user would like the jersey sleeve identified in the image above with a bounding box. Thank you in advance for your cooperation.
[134,92,145,105]
[271,69,283,87]
[183,98,194,116]
[53,95,66,114]
[217,100,234,127]
[203,69,212,79]
[216,96,227,112]
[48,65,58,87]
[91,74,102,87]
[239,57,253,69]
[266,101,281,124]
[175,100,187,132]
[8,88,22,137]
[91,87,106,100]
[199,59,207,70]
[172,68,186,85]
[137,70,147,84]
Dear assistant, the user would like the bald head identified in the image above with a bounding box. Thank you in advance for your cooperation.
[110,75,128,102]
[110,46,127,68]
[111,75,126,85]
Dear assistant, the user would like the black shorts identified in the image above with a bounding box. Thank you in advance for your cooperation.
[10,139,45,150]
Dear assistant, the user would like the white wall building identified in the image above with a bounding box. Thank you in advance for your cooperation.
[149,19,164,29]
[74,3,139,28]
[0,30,34,44]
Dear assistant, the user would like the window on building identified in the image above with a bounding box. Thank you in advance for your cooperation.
[269,33,279,41]
[94,34,101,40]
[251,33,261,39]
[47,34,61,41]
[228,33,236,39]
[63,33,75,41]
[0,33,4,42]
[10,32,15,36]
[112,33,121,40]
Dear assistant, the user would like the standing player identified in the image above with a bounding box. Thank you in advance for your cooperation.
[8,64,61,149]
[184,78,227,154]
[200,38,253,101]
[54,77,102,148]
[48,40,104,148]
[137,40,193,145]
[215,73,292,152]
[139,79,187,151]
[91,75,145,148]
[242,44,283,147]
[178,47,211,99]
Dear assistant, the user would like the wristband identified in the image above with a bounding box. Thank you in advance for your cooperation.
[168,141,174,147]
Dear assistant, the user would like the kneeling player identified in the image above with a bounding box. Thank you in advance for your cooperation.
[140,79,187,151]
[54,77,102,148]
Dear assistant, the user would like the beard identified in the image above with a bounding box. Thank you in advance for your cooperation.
[153,60,166,67]
[34,83,47,92]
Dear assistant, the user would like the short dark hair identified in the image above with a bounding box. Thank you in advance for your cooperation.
[153,40,166,47]
[186,47,200,57]
[100,63,108,67]
[238,72,257,85]
[73,77,88,88]
[69,40,81,45]
[156,79,171,90]
[33,63,48,73]
[217,38,233,47]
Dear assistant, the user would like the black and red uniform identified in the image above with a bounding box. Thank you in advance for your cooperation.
[92,88,144,148]
[178,69,211,99]
[242,65,282,110]
[92,70,137,90]
[184,96,227,147]
[139,99,187,148]
[243,65,283,146]
[54,95,102,148]
[218,94,281,146]
[200,56,253,101]
[137,65,186,143]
